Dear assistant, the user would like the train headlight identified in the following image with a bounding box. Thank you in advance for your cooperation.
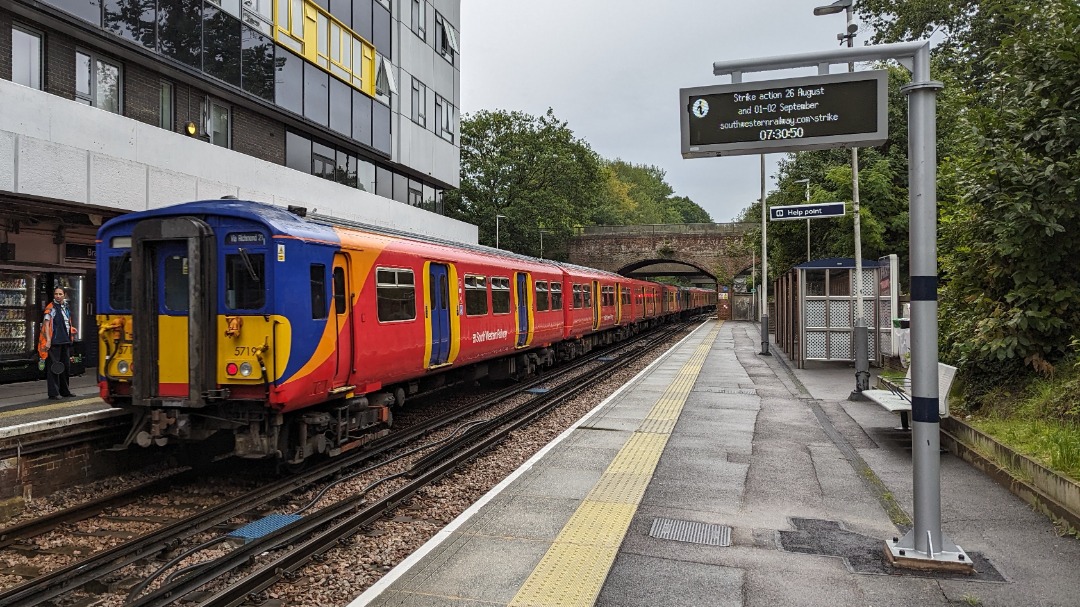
[239,362,253,377]
[117,360,130,374]
[226,363,238,376]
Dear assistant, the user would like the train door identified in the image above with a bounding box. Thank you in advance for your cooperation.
[592,280,601,330]
[332,254,353,387]
[515,272,529,347]
[130,217,216,407]
[428,263,451,365]
[615,283,623,324]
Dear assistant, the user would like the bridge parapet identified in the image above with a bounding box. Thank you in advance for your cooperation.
[575,223,755,236]
[568,224,755,287]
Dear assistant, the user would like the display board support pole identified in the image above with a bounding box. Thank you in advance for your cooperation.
[711,40,969,571]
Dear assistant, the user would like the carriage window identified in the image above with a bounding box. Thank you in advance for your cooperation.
[164,255,190,312]
[109,254,133,310]
[572,284,582,309]
[464,274,488,316]
[583,286,592,308]
[535,281,549,311]
[334,267,347,314]
[376,268,415,322]
[550,282,563,311]
[225,252,265,310]
[621,287,631,305]
[491,276,510,314]
[311,264,327,319]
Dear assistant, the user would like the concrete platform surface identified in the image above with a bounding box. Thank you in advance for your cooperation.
[350,319,1080,607]
[0,372,117,432]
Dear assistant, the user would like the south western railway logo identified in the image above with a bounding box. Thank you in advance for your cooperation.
[472,329,509,344]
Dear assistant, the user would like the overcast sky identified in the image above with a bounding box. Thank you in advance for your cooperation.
[460,0,872,223]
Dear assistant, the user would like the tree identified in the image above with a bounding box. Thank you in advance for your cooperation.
[939,0,1080,378]
[605,160,711,224]
[447,109,605,258]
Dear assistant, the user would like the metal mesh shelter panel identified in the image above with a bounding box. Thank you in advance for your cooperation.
[830,332,852,358]
[806,331,827,358]
[830,300,852,328]
[806,300,827,327]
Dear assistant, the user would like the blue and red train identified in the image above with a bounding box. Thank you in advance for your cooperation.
[95,200,715,463]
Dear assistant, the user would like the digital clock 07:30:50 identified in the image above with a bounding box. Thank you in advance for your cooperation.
[758,127,805,140]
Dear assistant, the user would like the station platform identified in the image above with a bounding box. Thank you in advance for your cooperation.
[351,319,1079,607]
[0,372,121,437]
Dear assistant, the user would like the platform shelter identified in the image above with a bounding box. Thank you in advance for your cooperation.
[773,256,898,369]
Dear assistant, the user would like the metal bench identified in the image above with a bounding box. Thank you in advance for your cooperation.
[862,363,957,430]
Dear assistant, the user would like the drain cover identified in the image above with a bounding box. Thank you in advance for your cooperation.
[649,518,731,546]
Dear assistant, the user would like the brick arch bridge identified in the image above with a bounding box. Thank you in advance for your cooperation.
[567,224,756,285]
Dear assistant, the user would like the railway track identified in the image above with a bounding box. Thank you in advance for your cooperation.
[0,319,700,607]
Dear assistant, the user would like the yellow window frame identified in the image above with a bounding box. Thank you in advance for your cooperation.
[273,0,377,97]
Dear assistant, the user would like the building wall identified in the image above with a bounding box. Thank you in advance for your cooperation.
[0,10,11,81]
[1,0,462,216]
[43,28,75,100]
[124,60,162,128]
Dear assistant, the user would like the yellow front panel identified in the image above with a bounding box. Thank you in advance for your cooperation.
[217,315,293,384]
[97,314,133,379]
[157,315,190,385]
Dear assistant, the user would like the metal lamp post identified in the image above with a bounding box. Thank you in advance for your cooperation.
[814,0,870,398]
[496,214,507,249]
[793,178,811,261]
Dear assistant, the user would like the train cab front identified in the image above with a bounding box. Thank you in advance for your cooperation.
[97,215,219,445]
[97,212,282,458]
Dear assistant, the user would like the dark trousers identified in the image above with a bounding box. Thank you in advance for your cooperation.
[47,343,72,398]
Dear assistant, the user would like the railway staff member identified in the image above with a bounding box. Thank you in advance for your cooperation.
[38,287,77,400]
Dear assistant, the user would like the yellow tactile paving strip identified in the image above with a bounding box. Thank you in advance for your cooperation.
[508,321,722,607]
[0,397,104,421]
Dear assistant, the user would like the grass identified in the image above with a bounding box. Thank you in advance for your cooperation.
[969,418,1080,480]
[960,362,1080,483]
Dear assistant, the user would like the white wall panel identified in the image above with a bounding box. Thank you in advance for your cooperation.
[0,83,50,139]
[17,136,87,203]
[0,131,14,192]
[196,179,239,201]
[89,154,145,211]
[148,167,198,208]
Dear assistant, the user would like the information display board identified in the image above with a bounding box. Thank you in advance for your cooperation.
[681,71,888,158]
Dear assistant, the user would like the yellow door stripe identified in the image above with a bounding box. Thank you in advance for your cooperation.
[508,321,722,607]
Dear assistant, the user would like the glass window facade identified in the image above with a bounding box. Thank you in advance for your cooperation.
[160,81,174,130]
[75,50,122,113]
[329,77,352,135]
[103,0,155,48]
[157,1,202,69]
[203,5,242,87]
[275,48,304,115]
[11,25,43,90]
[241,26,275,101]
[44,0,103,25]
[303,61,329,126]
[208,100,230,147]
[34,0,455,217]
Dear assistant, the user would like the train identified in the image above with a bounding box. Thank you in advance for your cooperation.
[95,200,716,464]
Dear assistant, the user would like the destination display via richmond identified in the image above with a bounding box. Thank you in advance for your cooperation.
[680,70,888,158]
